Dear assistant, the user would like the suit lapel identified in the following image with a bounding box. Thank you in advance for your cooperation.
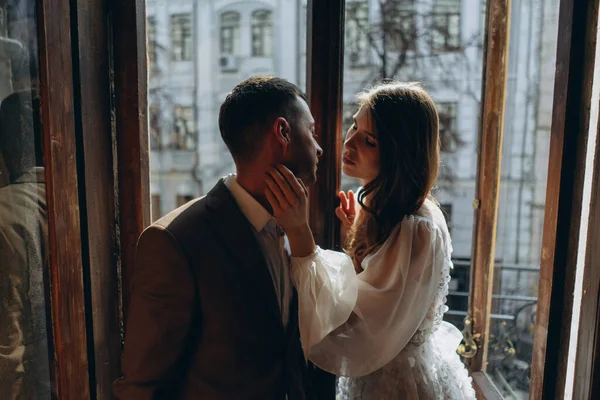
[204,179,283,327]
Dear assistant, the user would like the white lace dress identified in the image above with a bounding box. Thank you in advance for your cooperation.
[290,199,475,399]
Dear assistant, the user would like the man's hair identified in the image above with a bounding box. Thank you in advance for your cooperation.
[218,76,307,163]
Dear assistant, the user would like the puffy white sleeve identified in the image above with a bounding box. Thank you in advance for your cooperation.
[291,215,446,377]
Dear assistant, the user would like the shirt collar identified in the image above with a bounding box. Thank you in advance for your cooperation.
[225,174,273,232]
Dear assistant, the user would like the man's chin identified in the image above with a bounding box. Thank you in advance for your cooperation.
[298,172,317,187]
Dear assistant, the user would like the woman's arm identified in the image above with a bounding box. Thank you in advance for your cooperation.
[292,217,446,378]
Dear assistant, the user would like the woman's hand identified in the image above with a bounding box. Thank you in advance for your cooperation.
[265,165,316,257]
[265,165,309,232]
[336,190,356,245]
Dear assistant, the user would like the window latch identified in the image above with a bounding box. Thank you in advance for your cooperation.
[457,315,478,359]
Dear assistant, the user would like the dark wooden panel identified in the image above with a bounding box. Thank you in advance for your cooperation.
[530,0,599,397]
[472,372,503,400]
[467,0,511,373]
[307,0,344,251]
[573,44,600,397]
[72,0,121,397]
[110,0,150,321]
[36,0,90,397]
[306,1,345,398]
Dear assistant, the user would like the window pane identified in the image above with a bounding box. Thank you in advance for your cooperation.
[486,0,559,396]
[342,0,481,297]
[341,0,481,370]
[0,0,52,397]
[147,1,306,217]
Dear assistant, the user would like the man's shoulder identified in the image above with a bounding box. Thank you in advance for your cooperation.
[153,195,208,229]
[144,179,233,244]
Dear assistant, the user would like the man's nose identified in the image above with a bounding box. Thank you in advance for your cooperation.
[316,143,323,158]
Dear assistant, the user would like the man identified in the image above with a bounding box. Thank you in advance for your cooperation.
[113,76,323,399]
[0,89,51,399]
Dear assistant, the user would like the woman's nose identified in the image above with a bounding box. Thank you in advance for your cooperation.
[344,131,356,149]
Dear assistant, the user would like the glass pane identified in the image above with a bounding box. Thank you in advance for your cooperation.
[0,0,52,398]
[486,0,559,397]
[147,1,306,220]
[342,0,485,340]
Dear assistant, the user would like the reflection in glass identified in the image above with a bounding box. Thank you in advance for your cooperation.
[487,0,559,397]
[148,1,306,220]
[0,1,51,398]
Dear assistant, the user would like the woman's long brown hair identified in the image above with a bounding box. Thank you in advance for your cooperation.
[345,82,441,263]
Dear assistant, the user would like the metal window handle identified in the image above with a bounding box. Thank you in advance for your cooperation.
[457,316,478,359]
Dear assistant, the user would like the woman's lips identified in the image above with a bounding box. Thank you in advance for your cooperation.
[343,154,356,165]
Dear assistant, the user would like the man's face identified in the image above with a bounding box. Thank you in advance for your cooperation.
[283,97,323,186]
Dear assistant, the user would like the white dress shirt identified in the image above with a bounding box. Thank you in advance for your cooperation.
[225,174,292,328]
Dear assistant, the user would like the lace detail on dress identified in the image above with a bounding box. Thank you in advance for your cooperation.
[410,222,452,347]
[337,219,476,399]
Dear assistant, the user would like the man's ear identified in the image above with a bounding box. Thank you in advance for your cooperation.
[273,117,291,149]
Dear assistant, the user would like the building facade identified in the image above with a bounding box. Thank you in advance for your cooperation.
[147,0,554,265]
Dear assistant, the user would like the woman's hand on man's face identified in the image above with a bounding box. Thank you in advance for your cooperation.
[265,165,310,233]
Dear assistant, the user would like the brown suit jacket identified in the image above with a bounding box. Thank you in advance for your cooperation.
[113,179,308,400]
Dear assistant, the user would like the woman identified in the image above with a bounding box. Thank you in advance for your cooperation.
[265,82,475,399]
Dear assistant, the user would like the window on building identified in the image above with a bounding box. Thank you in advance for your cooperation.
[437,102,459,153]
[149,104,161,150]
[221,11,240,55]
[345,1,368,67]
[171,13,193,61]
[387,0,416,52]
[171,106,195,151]
[430,0,461,51]
[147,16,156,63]
[251,10,273,57]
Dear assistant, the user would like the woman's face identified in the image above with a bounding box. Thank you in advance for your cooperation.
[342,106,380,185]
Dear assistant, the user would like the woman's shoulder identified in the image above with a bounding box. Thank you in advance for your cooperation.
[409,198,447,231]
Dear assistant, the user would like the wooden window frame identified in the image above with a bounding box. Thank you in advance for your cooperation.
[37,0,91,397]
[306,0,345,396]
[55,0,149,397]
[466,0,511,385]
[573,102,600,398]
[60,0,600,397]
[530,0,600,398]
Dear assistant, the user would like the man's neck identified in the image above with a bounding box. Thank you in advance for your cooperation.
[235,170,273,213]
